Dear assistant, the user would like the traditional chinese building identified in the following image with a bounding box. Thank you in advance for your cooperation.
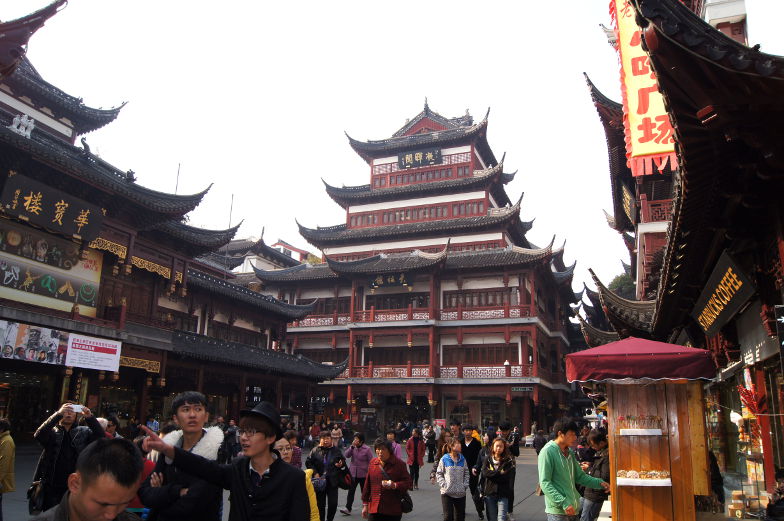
[584,0,783,507]
[0,9,342,438]
[254,103,583,434]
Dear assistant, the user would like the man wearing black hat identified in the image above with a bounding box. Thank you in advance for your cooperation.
[143,401,308,521]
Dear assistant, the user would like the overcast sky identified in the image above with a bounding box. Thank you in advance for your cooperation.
[3,0,784,295]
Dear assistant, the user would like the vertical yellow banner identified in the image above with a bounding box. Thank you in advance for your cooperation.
[614,0,678,175]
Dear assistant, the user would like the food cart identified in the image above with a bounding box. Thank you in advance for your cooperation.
[566,337,716,521]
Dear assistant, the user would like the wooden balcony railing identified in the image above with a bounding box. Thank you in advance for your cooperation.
[339,364,535,379]
[439,304,532,321]
[440,364,534,378]
[640,198,673,223]
[349,364,431,378]
[290,305,536,327]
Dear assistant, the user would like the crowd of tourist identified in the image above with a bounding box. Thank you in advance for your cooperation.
[5,393,754,521]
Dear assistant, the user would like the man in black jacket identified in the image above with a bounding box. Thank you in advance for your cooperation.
[33,403,105,511]
[307,431,343,521]
[580,430,610,521]
[142,401,307,521]
[138,391,223,521]
[462,425,484,520]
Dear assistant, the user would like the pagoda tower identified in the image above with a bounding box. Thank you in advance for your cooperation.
[255,103,584,433]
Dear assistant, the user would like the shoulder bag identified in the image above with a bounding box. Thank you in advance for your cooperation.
[380,466,413,514]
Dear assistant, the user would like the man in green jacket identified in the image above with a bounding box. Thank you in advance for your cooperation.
[538,420,609,521]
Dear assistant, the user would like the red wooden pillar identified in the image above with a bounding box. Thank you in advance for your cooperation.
[429,275,438,320]
[350,280,357,322]
[348,330,356,373]
[521,398,532,436]
[428,328,437,378]
[529,270,537,316]
[531,327,539,377]
[754,368,777,492]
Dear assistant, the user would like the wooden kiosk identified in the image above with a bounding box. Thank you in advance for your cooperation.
[566,338,716,521]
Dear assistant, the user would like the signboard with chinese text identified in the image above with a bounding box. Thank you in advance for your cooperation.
[1,173,104,241]
[370,272,408,289]
[0,219,103,317]
[613,0,678,176]
[511,386,533,392]
[691,251,755,337]
[0,319,68,364]
[397,148,442,169]
[65,333,122,372]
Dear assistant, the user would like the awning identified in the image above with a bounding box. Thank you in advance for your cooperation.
[566,337,715,383]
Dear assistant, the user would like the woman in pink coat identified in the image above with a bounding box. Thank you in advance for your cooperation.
[406,428,425,489]
[340,433,374,515]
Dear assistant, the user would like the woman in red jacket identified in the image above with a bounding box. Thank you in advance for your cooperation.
[362,437,412,521]
[405,428,425,490]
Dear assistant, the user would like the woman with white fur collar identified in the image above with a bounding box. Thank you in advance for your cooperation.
[138,391,224,521]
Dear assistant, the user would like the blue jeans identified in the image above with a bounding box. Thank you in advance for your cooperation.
[484,496,508,521]
[579,498,604,521]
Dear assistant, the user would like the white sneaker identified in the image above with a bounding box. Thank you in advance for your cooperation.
[340,508,351,516]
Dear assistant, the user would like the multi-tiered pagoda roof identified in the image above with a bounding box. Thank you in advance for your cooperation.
[324,159,516,209]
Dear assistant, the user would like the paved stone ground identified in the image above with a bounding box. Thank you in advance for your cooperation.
[7,444,548,520]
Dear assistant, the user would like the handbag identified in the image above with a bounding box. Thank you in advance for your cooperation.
[380,466,413,514]
[27,479,45,515]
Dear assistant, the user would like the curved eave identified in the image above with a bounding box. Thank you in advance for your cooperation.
[323,160,511,209]
[444,237,554,271]
[346,111,490,164]
[636,0,784,81]
[172,331,346,381]
[251,236,301,268]
[325,242,448,275]
[7,59,125,134]
[187,269,315,320]
[584,74,623,124]
[197,252,245,271]
[155,220,241,249]
[576,314,621,347]
[633,0,784,336]
[0,1,65,79]
[0,126,210,214]
[253,262,339,283]
[589,268,654,335]
[298,199,521,248]
[552,259,577,285]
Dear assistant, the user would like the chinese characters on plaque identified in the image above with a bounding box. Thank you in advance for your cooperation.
[1,172,104,240]
[370,272,409,289]
[397,148,442,169]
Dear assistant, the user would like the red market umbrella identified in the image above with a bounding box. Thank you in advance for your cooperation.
[566,337,715,383]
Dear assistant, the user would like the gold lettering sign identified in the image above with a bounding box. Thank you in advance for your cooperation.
[119,356,160,373]
[691,252,755,336]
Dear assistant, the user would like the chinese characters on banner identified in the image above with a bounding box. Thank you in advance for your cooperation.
[397,148,442,169]
[613,0,679,176]
[1,172,104,240]
[65,333,122,372]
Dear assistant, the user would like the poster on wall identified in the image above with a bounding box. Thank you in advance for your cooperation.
[65,334,122,372]
[0,219,103,317]
[0,319,68,364]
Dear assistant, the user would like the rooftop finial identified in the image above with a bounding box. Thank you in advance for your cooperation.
[424,97,429,110]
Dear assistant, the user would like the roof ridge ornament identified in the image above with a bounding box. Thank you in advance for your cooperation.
[7,114,34,138]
